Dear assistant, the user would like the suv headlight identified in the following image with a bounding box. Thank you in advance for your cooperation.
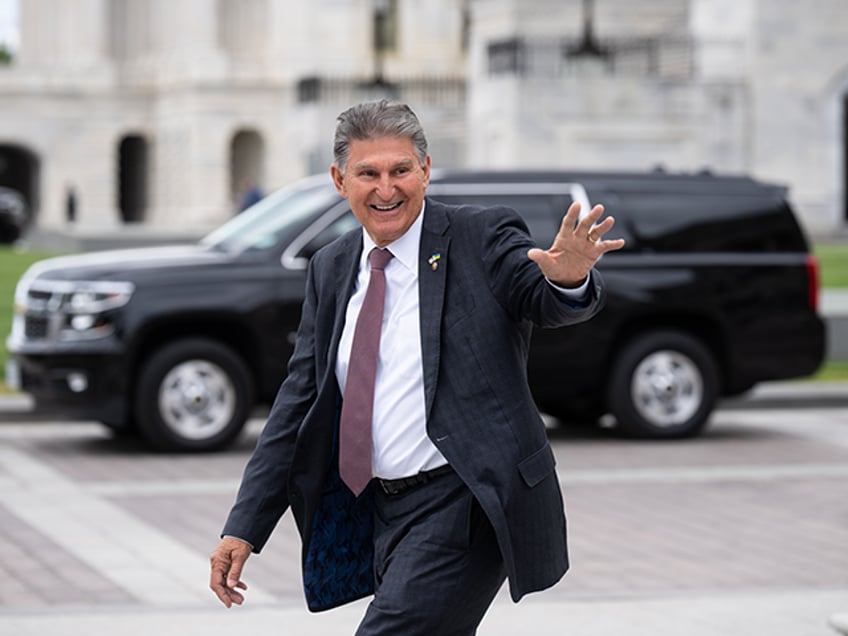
[65,284,135,314]
[14,279,135,341]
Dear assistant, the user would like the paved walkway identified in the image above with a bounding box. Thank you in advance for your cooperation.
[1,384,846,635]
[2,589,847,636]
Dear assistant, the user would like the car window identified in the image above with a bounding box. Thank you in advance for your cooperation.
[431,194,570,245]
[294,211,360,261]
[616,192,805,252]
[201,177,338,252]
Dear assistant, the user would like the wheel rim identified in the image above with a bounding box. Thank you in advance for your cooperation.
[157,359,236,441]
[630,350,703,428]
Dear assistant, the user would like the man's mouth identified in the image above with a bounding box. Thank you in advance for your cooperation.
[370,202,403,212]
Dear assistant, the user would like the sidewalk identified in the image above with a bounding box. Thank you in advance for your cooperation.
[823,289,848,360]
[3,589,847,636]
[1,390,846,636]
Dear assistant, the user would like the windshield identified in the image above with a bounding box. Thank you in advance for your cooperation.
[201,175,340,252]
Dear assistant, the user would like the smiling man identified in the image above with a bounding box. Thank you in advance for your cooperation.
[210,100,624,635]
[330,135,431,248]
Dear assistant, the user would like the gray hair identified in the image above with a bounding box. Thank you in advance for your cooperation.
[333,100,429,172]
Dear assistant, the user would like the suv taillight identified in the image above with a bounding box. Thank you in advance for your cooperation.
[805,254,820,312]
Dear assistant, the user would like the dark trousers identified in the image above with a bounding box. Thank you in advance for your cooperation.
[355,470,507,636]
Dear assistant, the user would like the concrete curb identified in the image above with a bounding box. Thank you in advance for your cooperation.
[1,381,845,423]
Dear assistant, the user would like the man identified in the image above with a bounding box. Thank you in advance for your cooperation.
[210,100,624,634]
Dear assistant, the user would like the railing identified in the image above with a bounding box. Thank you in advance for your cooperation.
[487,36,695,80]
[296,75,466,108]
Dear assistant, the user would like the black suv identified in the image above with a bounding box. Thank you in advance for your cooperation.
[6,170,826,451]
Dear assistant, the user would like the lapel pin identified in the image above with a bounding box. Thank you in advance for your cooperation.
[428,253,441,271]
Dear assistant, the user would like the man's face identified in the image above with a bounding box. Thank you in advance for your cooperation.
[331,136,431,247]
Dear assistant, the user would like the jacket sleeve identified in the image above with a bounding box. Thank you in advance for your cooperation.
[220,254,322,552]
[479,205,606,328]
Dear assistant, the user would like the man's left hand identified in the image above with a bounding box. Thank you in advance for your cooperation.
[527,202,625,287]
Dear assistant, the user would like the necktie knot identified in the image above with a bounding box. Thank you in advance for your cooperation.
[369,248,393,271]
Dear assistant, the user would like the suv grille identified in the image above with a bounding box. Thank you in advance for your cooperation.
[24,316,50,339]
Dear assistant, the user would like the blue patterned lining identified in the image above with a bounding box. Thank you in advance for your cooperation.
[302,398,375,611]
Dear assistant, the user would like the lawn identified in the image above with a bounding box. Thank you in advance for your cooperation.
[815,243,848,288]
[0,246,67,387]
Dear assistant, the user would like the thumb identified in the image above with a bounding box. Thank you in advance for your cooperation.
[225,542,250,587]
[227,557,245,588]
[527,247,545,264]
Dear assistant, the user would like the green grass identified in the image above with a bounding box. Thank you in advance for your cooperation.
[0,246,67,384]
[815,243,848,288]
[806,361,848,382]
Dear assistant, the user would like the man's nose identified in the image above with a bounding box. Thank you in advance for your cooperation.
[375,175,395,199]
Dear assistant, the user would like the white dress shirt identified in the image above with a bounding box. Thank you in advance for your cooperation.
[335,202,589,480]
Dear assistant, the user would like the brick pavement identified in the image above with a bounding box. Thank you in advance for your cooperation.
[0,390,847,635]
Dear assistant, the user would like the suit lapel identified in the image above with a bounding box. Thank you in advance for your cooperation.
[329,233,363,373]
[419,200,451,419]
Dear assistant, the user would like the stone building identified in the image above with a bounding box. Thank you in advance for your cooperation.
[469,0,848,234]
[0,0,468,235]
[0,0,846,237]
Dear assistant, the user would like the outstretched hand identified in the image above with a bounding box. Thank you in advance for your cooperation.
[527,202,625,287]
[210,537,252,608]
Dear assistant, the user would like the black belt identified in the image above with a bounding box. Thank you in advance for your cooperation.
[377,464,454,496]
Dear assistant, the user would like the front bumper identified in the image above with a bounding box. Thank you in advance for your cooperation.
[9,352,129,427]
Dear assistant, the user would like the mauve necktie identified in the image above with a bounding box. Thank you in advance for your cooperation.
[339,247,394,496]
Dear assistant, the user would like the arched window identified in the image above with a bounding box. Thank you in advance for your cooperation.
[230,129,265,213]
[117,134,148,223]
[0,143,39,226]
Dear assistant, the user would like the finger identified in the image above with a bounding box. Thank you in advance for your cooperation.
[556,201,582,236]
[599,237,626,252]
[210,560,234,608]
[226,554,247,590]
[228,586,246,606]
[210,540,250,608]
[577,204,606,238]
[587,217,616,242]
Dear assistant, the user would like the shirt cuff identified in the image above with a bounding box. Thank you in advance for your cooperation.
[546,274,591,307]
[222,535,255,549]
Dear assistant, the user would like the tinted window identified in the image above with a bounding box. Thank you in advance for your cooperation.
[295,211,359,260]
[202,179,338,252]
[431,194,570,245]
[614,193,806,252]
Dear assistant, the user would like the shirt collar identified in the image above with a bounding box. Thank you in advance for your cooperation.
[360,201,424,273]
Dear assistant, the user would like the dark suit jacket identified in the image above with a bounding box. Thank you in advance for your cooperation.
[222,198,605,611]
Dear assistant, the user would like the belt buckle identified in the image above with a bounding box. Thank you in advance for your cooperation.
[380,474,420,496]
[380,478,406,496]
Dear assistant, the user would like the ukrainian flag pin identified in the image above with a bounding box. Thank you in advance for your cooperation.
[428,253,441,271]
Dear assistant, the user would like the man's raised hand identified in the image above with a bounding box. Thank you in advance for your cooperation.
[527,202,625,287]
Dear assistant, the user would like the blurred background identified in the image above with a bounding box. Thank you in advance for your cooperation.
[0,0,846,246]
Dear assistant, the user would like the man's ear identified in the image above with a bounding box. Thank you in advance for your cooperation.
[330,164,347,198]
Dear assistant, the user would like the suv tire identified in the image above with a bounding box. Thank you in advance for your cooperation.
[607,330,719,439]
[135,338,254,452]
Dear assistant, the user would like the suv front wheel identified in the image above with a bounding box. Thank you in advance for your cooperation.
[607,330,719,439]
[135,338,254,451]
